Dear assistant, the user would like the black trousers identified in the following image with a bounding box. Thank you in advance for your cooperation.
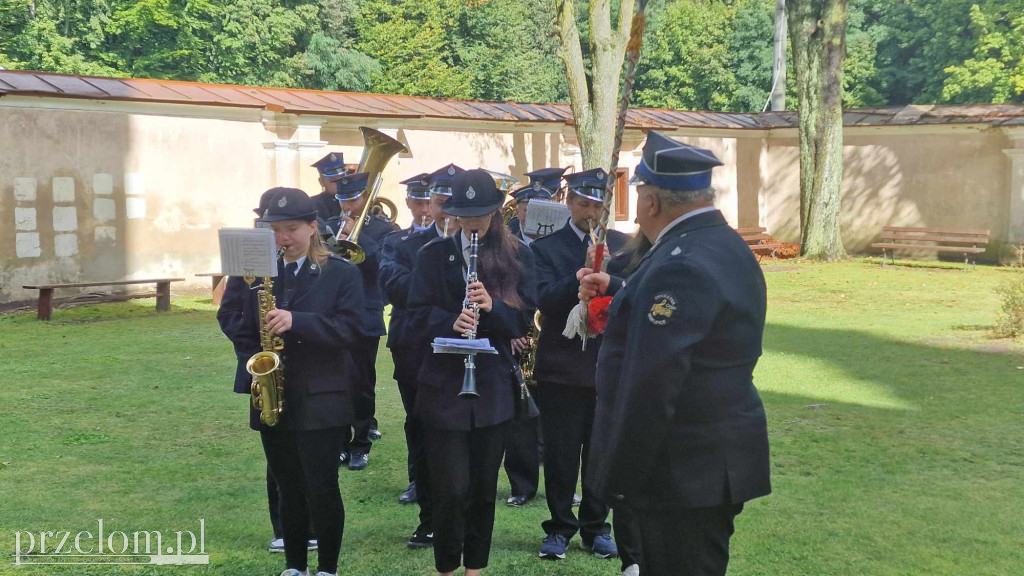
[635,503,744,576]
[267,466,315,540]
[535,383,609,539]
[396,374,433,530]
[345,337,379,456]
[261,427,347,574]
[611,504,644,571]
[424,422,508,573]
[503,415,539,497]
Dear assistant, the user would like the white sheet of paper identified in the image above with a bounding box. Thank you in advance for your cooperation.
[524,200,570,238]
[219,228,278,277]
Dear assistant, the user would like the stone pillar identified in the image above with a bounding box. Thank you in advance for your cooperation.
[1004,128,1024,243]
[262,113,328,190]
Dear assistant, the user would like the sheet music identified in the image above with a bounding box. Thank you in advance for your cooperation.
[219,228,278,277]
[524,200,571,238]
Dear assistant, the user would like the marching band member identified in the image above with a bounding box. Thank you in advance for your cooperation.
[379,172,434,504]
[580,133,771,576]
[529,168,629,563]
[311,152,347,220]
[380,164,464,547]
[218,187,366,576]
[507,167,567,245]
[407,169,536,576]
[325,171,400,471]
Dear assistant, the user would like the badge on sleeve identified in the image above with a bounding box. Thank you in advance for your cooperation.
[648,293,677,325]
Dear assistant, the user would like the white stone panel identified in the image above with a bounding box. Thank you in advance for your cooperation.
[53,206,78,231]
[126,197,147,219]
[16,233,41,258]
[55,234,79,257]
[93,198,116,222]
[53,177,75,203]
[13,178,37,202]
[95,226,117,242]
[14,207,37,231]
[93,173,114,195]
[125,172,145,196]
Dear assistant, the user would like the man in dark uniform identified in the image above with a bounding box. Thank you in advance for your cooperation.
[310,152,346,220]
[379,163,464,549]
[378,172,434,505]
[530,168,631,564]
[323,171,400,471]
[580,132,771,576]
[501,166,568,509]
[508,167,567,245]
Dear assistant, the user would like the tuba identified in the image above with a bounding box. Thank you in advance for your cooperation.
[330,127,408,263]
[247,247,287,426]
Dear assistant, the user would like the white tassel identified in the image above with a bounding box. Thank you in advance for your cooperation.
[563,302,590,341]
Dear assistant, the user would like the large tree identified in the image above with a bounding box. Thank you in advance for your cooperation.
[788,0,848,260]
[554,0,637,170]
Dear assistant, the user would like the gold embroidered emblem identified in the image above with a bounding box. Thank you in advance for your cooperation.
[648,293,677,325]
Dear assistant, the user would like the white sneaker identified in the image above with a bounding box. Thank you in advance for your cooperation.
[622,564,640,576]
[314,572,338,576]
[269,538,285,553]
[279,570,309,576]
[307,539,318,551]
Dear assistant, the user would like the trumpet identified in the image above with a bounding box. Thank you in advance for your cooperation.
[331,127,408,264]
[459,231,481,398]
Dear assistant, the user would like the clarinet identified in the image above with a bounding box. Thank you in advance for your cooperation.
[459,231,481,398]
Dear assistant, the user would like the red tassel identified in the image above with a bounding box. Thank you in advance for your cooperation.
[588,296,614,334]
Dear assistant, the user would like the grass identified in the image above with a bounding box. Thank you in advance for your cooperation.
[0,261,1022,575]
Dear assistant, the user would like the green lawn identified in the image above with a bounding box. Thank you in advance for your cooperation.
[0,261,1021,576]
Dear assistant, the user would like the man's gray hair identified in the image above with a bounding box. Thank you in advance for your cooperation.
[647,185,716,207]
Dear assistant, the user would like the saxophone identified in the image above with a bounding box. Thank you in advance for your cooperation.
[246,248,286,426]
[519,311,542,385]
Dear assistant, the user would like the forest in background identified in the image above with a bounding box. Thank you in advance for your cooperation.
[1,0,1021,110]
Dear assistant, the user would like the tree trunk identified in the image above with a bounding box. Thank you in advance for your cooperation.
[771,0,787,111]
[788,0,848,260]
[555,0,635,170]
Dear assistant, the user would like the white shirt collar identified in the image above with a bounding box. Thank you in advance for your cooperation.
[655,206,718,244]
[282,256,306,275]
[567,219,588,242]
[519,229,534,246]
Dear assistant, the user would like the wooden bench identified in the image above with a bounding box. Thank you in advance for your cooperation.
[871,226,989,271]
[22,278,185,321]
[736,227,783,261]
[196,272,228,306]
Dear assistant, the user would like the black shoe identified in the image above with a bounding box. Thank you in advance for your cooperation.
[399,481,417,504]
[506,493,535,507]
[538,533,568,560]
[407,525,434,549]
[368,428,382,442]
[338,450,349,466]
[348,452,369,471]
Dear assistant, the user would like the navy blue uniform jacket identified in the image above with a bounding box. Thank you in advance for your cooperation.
[217,255,366,431]
[588,210,771,510]
[324,214,398,337]
[530,222,627,388]
[407,235,537,431]
[379,225,441,382]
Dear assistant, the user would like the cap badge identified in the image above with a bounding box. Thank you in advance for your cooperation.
[278,197,288,208]
[341,178,349,185]
[466,186,476,199]
[533,182,542,191]
[597,170,606,180]
[447,167,456,176]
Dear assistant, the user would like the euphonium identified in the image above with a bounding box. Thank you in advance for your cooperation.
[459,231,481,398]
[331,127,408,264]
[247,248,287,426]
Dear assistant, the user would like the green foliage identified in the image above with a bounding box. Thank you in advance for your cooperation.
[942,4,1024,103]
[634,0,740,111]
[994,273,1024,338]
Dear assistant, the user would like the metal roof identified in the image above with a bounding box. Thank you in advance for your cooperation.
[1,69,1021,129]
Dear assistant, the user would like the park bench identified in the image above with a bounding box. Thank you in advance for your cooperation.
[21,278,185,321]
[870,226,989,271]
[736,227,783,261]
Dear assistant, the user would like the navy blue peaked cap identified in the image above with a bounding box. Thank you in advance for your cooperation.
[332,172,371,201]
[312,152,346,178]
[401,173,432,199]
[565,168,610,202]
[629,131,723,191]
[428,164,465,197]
